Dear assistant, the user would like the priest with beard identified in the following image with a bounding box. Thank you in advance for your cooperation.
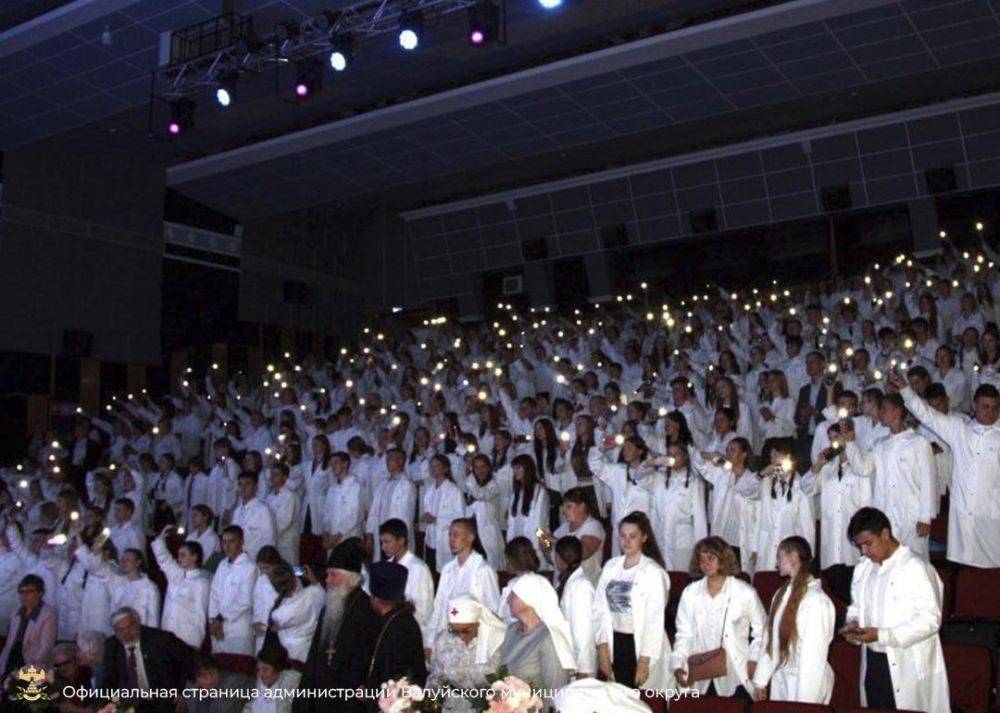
[364,560,428,711]
[293,538,378,713]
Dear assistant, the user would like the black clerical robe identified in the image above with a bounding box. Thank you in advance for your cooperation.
[292,587,379,713]
[364,603,427,712]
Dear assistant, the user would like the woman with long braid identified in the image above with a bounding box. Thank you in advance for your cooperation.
[751,536,835,703]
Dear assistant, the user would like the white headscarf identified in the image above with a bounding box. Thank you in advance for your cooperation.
[448,595,506,665]
[552,680,651,712]
[509,573,577,671]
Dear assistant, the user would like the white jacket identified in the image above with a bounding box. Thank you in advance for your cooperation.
[232,497,277,561]
[428,552,501,645]
[366,474,417,547]
[752,476,815,572]
[847,546,950,712]
[801,458,872,567]
[265,487,300,565]
[506,486,550,563]
[560,567,596,676]
[322,474,363,541]
[670,575,767,696]
[209,552,258,655]
[650,469,708,571]
[846,429,937,559]
[396,550,436,648]
[593,555,674,691]
[752,578,834,703]
[271,583,325,662]
[422,478,467,569]
[902,387,1000,567]
[151,536,210,648]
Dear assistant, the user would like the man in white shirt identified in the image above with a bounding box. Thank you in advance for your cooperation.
[378,518,435,652]
[109,498,145,560]
[209,526,257,655]
[231,472,276,561]
[842,393,937,560]
[427,518,500,654]
[896,373,1000,567]
[322,452,363,552]
[265,463,300,565]
[365,449,416,558]
[842,507,949,712]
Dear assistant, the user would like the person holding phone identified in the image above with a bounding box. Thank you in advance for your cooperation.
[841,508,949,712]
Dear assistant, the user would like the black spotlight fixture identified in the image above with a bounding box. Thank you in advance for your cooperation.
[274,19,299,43]
[214,71,238,107]
[468,0,500,46]
[398,9,423,50]
[294,57,323,98]
[313,10,339,32]
[328,32,354,72]
[167,98,195,136]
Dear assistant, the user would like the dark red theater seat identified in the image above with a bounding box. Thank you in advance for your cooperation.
[952,568,1000,621]
[827,639,860,712]
[213,652,257,678]
[943,642,992,713]
[752,570,786,610]
[751,702,833,713]
[670,695,744,713]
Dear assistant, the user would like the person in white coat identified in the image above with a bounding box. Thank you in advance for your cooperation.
[232,472,277,561]
[244,642,301,713]
[427,518,501,648]
[751,444,815,573]
[751,536,835,704]
[842,507,949,712]
[646,445,708,571]
[321,452,364,554]
[587,437,653,557]
[464,455,507,571]
[151,525,210,649]
[209,525,258,655]
[506,455,550,564]
[420,454,467,572]
[803,427,872,568]
[72,536,119,636]
[671,536,766,702]
[378,518,436,651]
[593,511,674,692]
[897,374,1000,567]
[108,548,161,628]
[251,547,281,655]
[264,563,324,663]
[843,392,937,560]
[365,449,416,560]
[265,464,300,565]
[554,536,596,678]
[301,435,332,535]
[694,437,760,572]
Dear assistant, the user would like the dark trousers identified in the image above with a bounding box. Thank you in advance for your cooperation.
[426,546,437,576]
[547,489,563,532]
[612,631,637,687]
[705,680,752,709]
[864,650,896,709]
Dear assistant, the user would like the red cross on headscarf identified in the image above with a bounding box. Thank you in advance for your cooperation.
[450,608,459,616]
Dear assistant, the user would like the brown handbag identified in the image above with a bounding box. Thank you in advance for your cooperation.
[686,600,730,682]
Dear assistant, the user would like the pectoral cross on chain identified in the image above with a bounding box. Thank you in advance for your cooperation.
[326,646,336,665]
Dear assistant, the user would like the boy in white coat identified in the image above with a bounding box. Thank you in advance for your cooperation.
[841,507,949,713]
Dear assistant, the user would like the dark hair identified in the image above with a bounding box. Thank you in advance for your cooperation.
[504,537,540,575]
[451,517,487,558]
[122,548,147,573]
[924,383,948,402]
[268,562,298,598]
[255,545,283,566]
[114,498,135,514]
[193,653,220,675]
[180,540,204,567]
[618,511,665,568]
[847,507,893,540]
[555,536,583,601]
[257,641,289,671]
[469,454,494,485]
[221,525,244,542]
[312,435,332,468]
[429,453,454,483]
[562,487,594,516]
[18,573,45,594]
[191,504,214,522]
[665,410,694,448]
[532,418,559,474]
[974,383,1000,401]
[379,518,408,543]
[510,454,539,518]
[237,470,259,486]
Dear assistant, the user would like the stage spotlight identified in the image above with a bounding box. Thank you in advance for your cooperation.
[168,98,195,135]
[328,33,353,71]
[398,10,423,50]
[215,72,238,107]
[274,19,299,43]
[469,1,499,45]
[313,11,338,32]
[539,0,563,8]
[295,58,323,97]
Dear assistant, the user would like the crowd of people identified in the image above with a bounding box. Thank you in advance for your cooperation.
[0,233,999,712]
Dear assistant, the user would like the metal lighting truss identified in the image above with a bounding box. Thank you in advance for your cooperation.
[149,0,507,134]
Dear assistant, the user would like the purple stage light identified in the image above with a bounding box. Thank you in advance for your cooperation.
[470,29,485,44]
[168,122,180,135]
[295,83,308,97]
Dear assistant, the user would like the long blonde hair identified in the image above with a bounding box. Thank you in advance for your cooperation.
[766,536,814,668]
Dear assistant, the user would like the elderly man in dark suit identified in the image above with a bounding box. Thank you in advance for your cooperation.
[100,606,193,713]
